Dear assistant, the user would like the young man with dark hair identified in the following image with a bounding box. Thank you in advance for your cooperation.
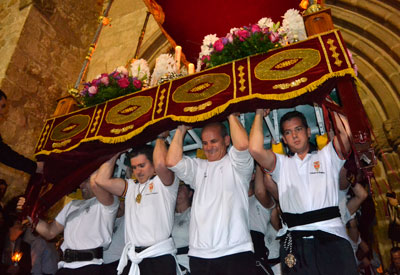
[166,114,255,275]
[249,109,357,275]
[0,89,43,175]
[95,136,180,275]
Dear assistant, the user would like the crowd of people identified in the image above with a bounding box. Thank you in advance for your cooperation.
[1,88,399,274]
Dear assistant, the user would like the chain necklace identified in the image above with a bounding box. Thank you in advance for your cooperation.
[135,175,155,203]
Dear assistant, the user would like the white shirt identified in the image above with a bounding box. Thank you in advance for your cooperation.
[248,195,272,234]
[55,196,119,269]
[125,175,179,247]
[172,207,191,271]
[271,142,348,240]
[103,215,125,264]
[170,146,254,258]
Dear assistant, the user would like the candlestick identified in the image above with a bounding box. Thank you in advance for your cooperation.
[188,63,195,74]
[175,45,182,73]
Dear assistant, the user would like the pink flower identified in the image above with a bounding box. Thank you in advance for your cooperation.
[251,24,261,33]
[201,55,210,62]
[237,29,250,41]
[213,39,224,52]
[226,33,233,43]
[118,78,130,88]
[100,76,109,86]
[133,79,142,89]
[88,86,98,95]
[269,32,280,43]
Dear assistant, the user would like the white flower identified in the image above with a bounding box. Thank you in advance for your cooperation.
[130,59,150,81]
[229,27,240,34]
[200,44,213,57]
[150,54,176,87]
[282,9,307,43]
[202,34,219,47]
[115,66,129,76]
[257,17,274,29]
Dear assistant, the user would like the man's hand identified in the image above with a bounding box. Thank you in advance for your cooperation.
[16,196,25,211]
[256,108,270,117]
[36,161,44,173]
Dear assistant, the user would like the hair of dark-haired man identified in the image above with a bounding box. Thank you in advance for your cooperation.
[279,110,309,135]
[0,179,6,188]
[0,89,7,100]
[201,122,228,138]
[127,145,154,165]
[391,246,400,255]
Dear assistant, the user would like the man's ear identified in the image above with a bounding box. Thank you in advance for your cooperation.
[307,127,311,138]
[224,135,230,147]
[282,136,287,145]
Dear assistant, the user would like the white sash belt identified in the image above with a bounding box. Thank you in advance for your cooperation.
[117,237,182,275]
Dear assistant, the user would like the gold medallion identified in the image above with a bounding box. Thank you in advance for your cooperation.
[136,194,142,203]
[284,253,296,268]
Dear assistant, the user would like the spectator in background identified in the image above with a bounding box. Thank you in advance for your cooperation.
[172,182,193,274]
[0,89,43,175]
[386,247,400,275]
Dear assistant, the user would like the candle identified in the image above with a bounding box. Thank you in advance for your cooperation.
[175,45,182,73]
[188,63,195,74]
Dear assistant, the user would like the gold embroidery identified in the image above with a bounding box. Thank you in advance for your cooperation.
[52,139,71,148]
[327,39,342,67]
[106,96,153,125]
[183,101,212,112]
[156,89,166,114]
[274,58,300,69]
[173,73,230,103]
[90,110,102,133]
[50,115,90,141]
[273,77,308,90]
[110,125,134,135]
[237,65,246,92]
[254,49,321,80]
[38,125,50,150]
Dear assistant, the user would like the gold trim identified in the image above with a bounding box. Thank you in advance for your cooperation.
[37,124,50,151]
[164,81,173,117]
[50,114,91,141]
[105,96,153,125]
[318,36,332,73]
[247,57,252,95]
[232,61,237,98]
[334,31,352,68]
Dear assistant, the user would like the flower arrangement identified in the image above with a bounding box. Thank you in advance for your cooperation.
[198,10,307,69]
[78,60,149,107]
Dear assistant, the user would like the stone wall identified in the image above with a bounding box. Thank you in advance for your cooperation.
[0,0,102,202]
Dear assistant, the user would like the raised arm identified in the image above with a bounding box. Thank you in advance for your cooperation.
[332,112,351,158]
[254,165,274,208]
[249,109,276,171]
[166,125,189,168]
[94,154,126,197]
[346,183,368,216]
[228,114,248,151]
[154,132,175,186]
[90,170,115,206]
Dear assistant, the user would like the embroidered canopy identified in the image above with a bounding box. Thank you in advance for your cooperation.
[26,30,371,219]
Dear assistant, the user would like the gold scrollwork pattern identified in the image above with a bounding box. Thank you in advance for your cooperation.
[52,139,71,149]
[110,125,134,135]
[327,39,342,67]
[173,73,231,103]
[183,101,212,113]
[254,49,321,80]
[37,124,50,150]
[50,115,90,141]
[237,65,246,92]
[273,77,308,90]
[90,109,102,133]
[106,96,153,125]
[156,88,166,114]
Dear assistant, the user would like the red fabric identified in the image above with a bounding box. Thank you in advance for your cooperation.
[145,0,299,63]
